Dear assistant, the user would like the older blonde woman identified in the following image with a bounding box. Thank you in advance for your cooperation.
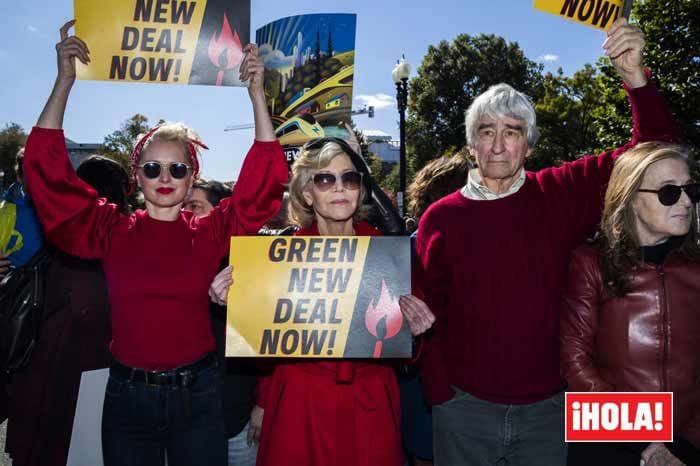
[211,137,434,466]
[560,142,700,466]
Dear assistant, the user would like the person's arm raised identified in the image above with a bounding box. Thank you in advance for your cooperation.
[203,42,287,252]
[37,20,90,130]
[241,43,275,142]
[24,21,119,259]
[603,17,647,88]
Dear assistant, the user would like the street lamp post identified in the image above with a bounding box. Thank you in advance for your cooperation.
[392,55,411,218]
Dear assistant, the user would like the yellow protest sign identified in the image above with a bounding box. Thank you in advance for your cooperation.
[74,0,250,86]
[226,236,411,358]
[533,0,625,30]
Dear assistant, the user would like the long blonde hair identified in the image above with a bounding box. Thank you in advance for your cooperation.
[600,141,700,295]
[287,141,367,228]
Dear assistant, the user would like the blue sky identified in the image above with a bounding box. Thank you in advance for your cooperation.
[0,0,612,180]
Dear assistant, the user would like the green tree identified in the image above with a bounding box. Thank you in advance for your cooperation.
[530,64,600,170]
[591,0,700,152]
[101,114,151,170]
[406,33,544,172]
[365,151,384,181]
[0,123,27,187]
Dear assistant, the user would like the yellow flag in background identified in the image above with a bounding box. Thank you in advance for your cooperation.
[533,0,625,31]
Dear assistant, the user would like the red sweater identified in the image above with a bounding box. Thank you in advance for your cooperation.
[23,127,287,369]
[415,81,680,406]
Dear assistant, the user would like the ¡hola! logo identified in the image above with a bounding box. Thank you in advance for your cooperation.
[565,392,673,442]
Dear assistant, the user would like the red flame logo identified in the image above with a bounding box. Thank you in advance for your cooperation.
[364,280,403,358]
[207,14,243,86]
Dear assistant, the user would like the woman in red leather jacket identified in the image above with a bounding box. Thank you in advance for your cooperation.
[560,142,700,466]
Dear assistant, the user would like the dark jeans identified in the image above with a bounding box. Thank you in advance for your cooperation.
[101,361,227,466]
[400,367,433,460]
[433,387,567,466]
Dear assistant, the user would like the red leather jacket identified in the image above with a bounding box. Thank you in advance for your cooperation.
[560,243,700,447]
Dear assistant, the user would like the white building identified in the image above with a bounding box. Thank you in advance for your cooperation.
[65,138,102,168]
[364,130,399,163]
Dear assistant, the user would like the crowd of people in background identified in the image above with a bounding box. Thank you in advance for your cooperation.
[0,14,699,466]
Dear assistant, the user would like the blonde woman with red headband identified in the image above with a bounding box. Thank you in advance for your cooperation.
[21,20,287,466]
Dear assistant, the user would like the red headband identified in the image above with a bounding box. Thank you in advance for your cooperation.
[129,125,209,193]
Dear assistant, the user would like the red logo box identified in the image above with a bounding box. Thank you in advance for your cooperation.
[565,392,673,442]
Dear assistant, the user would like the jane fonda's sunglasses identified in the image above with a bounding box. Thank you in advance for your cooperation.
[312,171,363,192]
[638,183,700,206]
[302,137,370,193]
[136,161,192,179]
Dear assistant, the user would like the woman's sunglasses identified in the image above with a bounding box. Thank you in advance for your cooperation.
[136,161,192,179]
[638,183,700,206]
[312,171,363,192]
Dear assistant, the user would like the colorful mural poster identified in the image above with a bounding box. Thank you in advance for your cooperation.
[256,14,357,162]
[74,0,250,86]
[226,236,412,359]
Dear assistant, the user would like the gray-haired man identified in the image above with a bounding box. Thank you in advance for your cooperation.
[416,18,680,465]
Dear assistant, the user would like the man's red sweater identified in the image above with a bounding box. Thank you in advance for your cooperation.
[415,81,680,405]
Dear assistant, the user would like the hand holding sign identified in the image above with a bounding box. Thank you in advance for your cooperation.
[240,43,264,97]
[602,17,647,88]
[399,295,436,337]
[56,20,90,83]
[209,265,233,306]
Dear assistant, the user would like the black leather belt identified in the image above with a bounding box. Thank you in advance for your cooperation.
[109,353,216,387]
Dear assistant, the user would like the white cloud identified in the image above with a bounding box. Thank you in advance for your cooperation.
[27,25,38,33]
[538,53,559,63]
[354,93,394,110]
[260,48,293,70]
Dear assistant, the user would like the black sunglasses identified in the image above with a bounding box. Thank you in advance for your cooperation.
[638,183,700,206]
[302,136,372,193]
[136,161,192,180]
[312,171,363,192]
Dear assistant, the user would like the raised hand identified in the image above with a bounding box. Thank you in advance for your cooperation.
[602,17,647,88]
[240,43,265,97]
[38,20,89,128]
[56,20,90,83]
[241,43,276,141]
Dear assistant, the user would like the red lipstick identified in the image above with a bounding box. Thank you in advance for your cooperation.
[157,187,174,195]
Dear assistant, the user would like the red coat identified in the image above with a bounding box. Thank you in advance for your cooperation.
[255,222,403,466]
